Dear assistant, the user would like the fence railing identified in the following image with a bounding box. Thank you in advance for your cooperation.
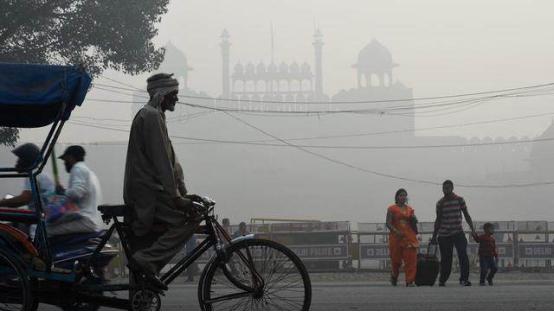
[356,220,554,270]
[106,220,554,277]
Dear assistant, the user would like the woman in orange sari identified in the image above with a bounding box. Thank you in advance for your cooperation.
[386,188,419,287]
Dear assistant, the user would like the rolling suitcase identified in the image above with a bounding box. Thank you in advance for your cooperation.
[415,243,439,286]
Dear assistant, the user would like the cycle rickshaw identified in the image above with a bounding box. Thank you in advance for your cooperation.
[0,63,312,310]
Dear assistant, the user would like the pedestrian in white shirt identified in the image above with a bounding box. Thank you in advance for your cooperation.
[48,145,102,237]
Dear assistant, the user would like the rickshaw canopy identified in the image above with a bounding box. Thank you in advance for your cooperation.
[0,63,92,128]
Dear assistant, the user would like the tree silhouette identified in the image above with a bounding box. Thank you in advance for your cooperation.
[0,128,18,147]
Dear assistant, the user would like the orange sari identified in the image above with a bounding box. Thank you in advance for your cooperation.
[387,204,419,284]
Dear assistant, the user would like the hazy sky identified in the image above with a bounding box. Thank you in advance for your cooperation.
[158,0,554,95]
[9,1,554,223]
[20,0,554,141]
[150,0,554,137]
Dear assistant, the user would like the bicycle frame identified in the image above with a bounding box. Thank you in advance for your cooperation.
[161,222,217,286]
[160,210,262,286]
[80,207,235,284]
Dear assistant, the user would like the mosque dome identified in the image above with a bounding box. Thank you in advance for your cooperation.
[158,41,192,80]
[353,39,396,72]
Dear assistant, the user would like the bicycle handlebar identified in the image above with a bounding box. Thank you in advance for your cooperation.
[189,194,216,217]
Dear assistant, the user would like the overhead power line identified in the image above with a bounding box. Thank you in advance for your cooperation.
[68,107,554,147]
[67,116,554,189]
[187,83,554,105]
[90,80,554,117]
[218,111,554,189]
[84,90,554,118]
[98,75,554,105]
[68,119,554,149]
[246,111,554,142]
[71,99,554,143]
[94,81,552,112]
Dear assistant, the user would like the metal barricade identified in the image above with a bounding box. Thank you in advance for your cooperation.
[254,221,352,272]
[355,221,554,271]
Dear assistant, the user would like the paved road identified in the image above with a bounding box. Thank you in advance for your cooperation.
[162,281,554,310]
[39,280,554,310]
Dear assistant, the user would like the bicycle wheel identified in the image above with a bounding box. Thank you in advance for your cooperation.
[0,250,32,310]
[198,239,311,310]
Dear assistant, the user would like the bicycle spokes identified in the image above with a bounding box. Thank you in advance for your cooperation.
[200,239,310,310]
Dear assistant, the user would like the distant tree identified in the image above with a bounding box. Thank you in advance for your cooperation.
[0,0,170,145]
[0,128,19,147]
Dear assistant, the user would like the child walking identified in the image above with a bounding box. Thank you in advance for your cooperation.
[472,223,498,286]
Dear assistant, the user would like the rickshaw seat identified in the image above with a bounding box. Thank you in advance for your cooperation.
[50,230,110,265]
[0,208,38,223]
[49,230,106,249]
[97,204,128,218]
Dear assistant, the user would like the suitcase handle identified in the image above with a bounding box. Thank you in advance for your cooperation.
[426,242,438,256]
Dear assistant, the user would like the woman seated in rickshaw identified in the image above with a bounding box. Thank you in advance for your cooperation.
[0,143,55,238]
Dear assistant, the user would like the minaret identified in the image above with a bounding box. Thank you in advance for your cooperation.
[313,27,324,100]
[270,22,275,65]
[269,23,275,94]
[220,29,231,97]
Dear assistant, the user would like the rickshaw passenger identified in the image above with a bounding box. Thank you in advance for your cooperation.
[0,143,55,237]
[123,73,201,290]
[50,145,103,237]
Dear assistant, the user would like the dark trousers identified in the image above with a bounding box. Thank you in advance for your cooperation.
[132,205,200,274]
[438,232,470,283]
[129,191,200,275]
[128,201,200,300]
[479,256,498,283]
